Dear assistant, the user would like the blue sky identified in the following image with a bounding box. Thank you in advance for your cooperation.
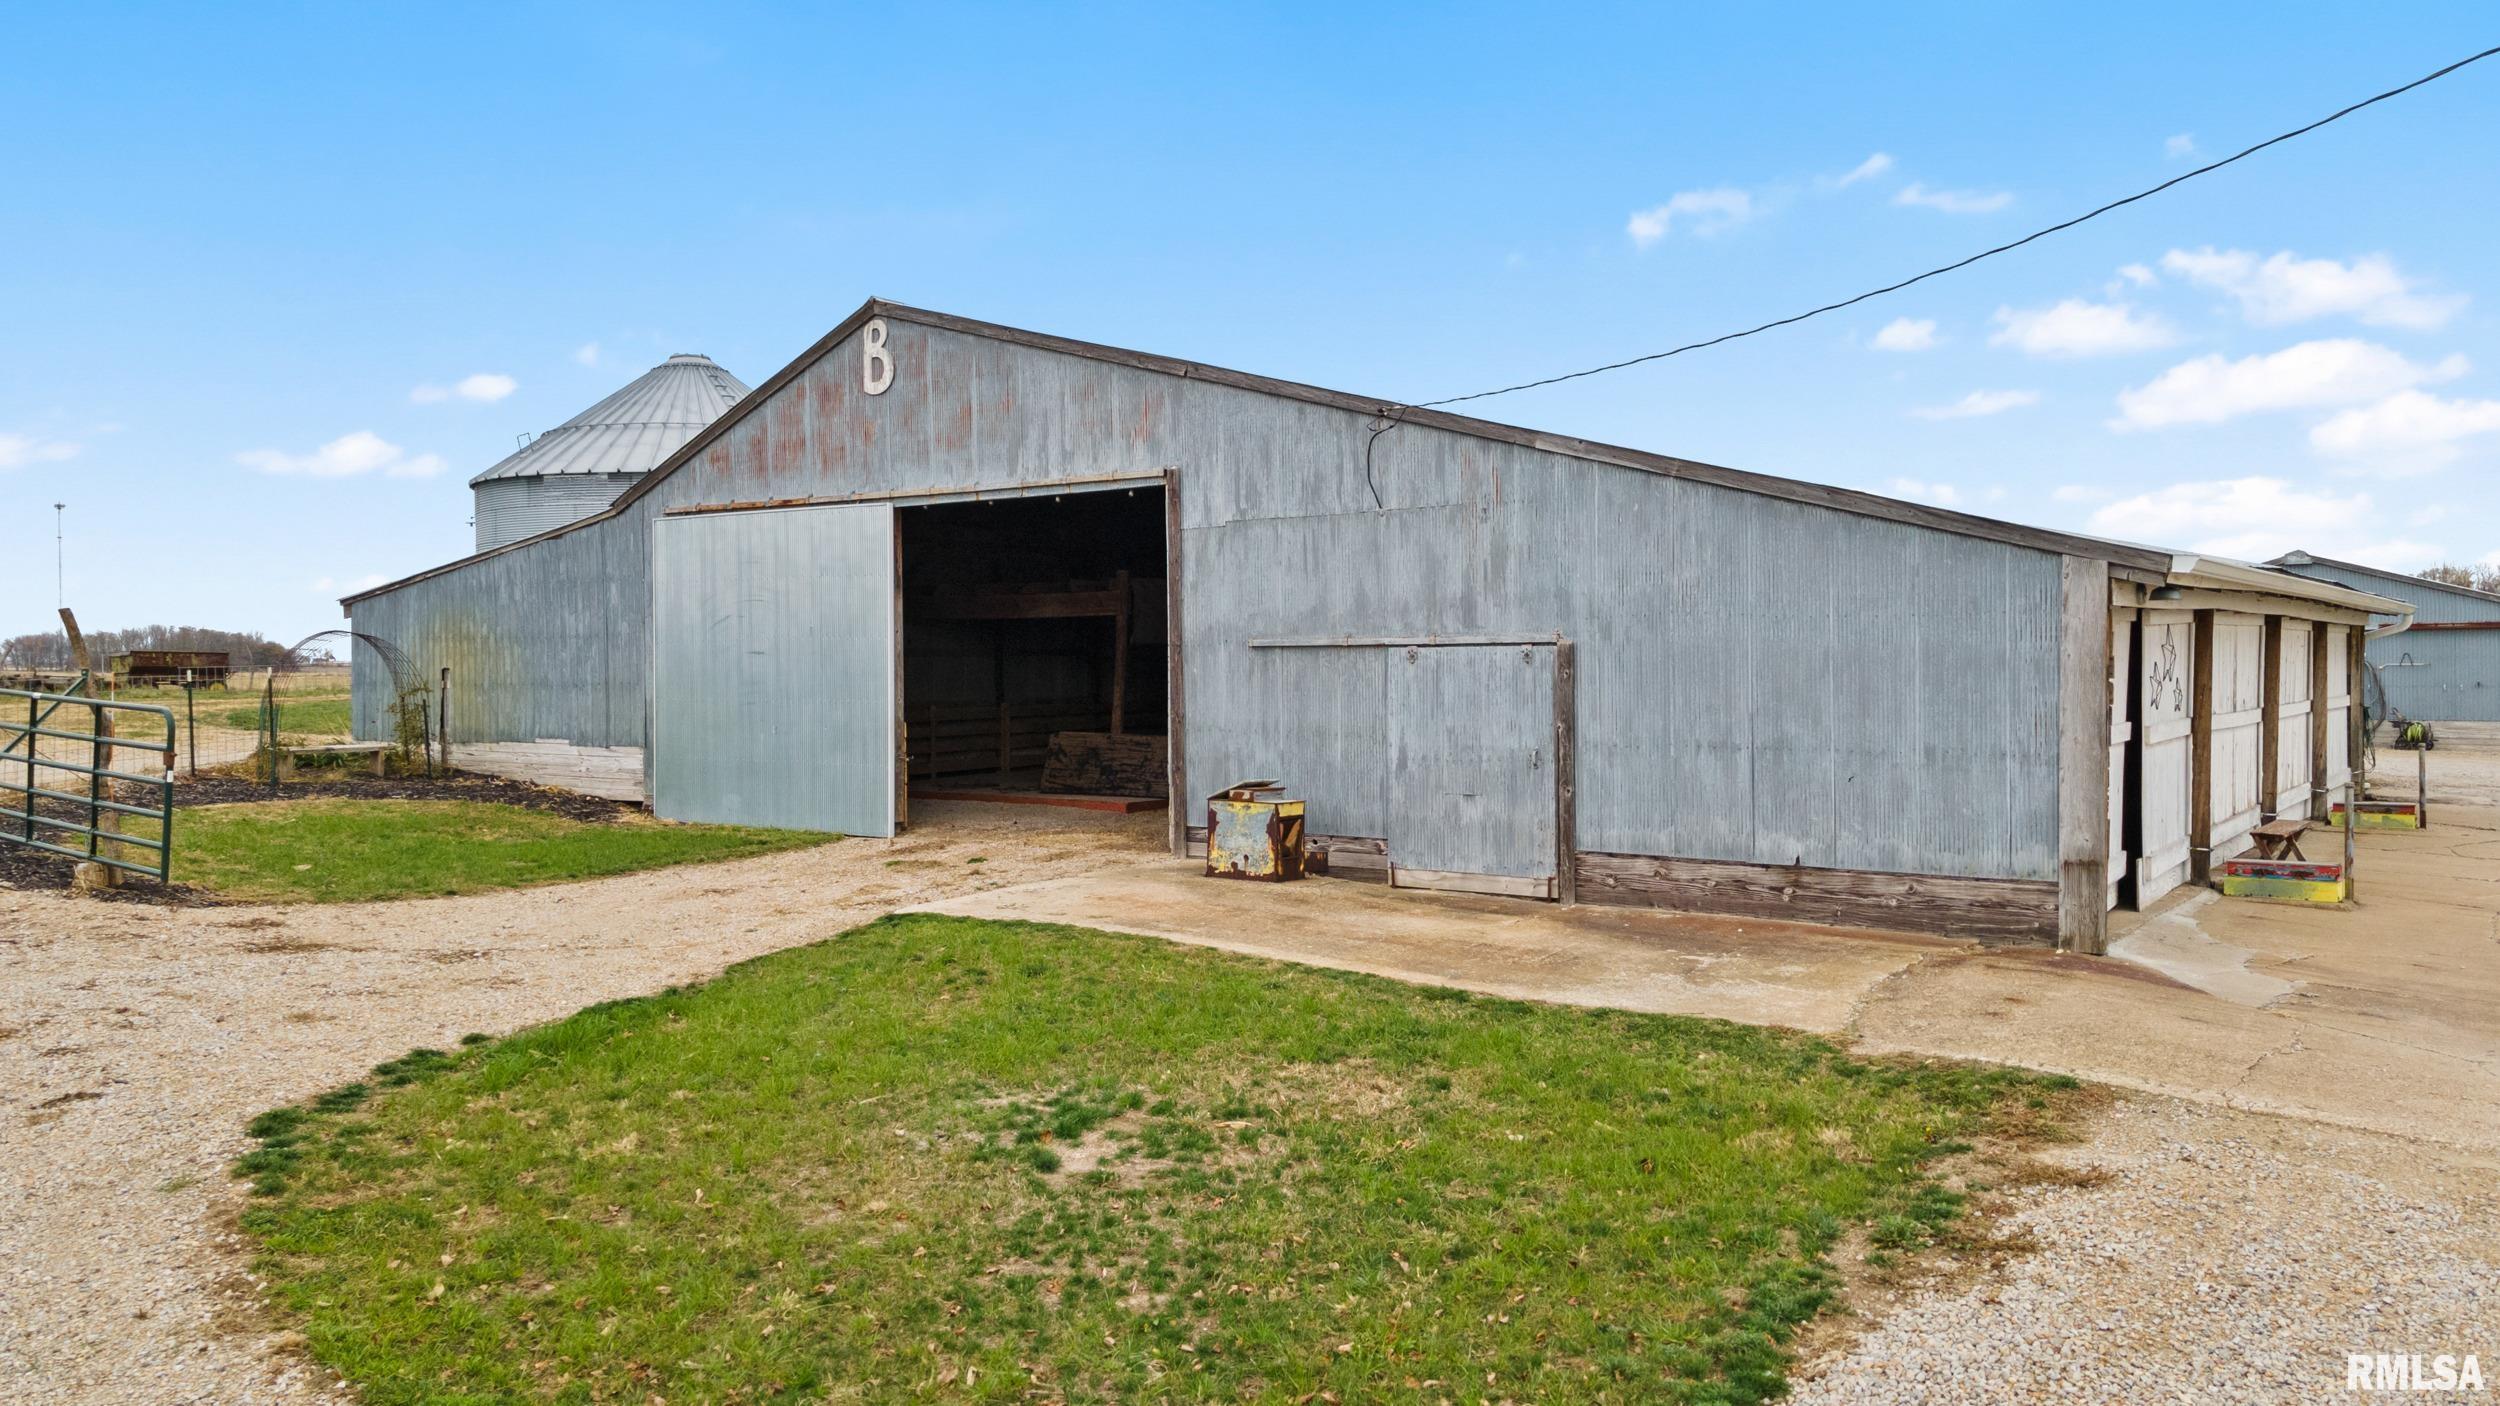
[6,3,2496,646]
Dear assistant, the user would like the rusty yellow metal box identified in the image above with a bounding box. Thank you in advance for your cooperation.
[1205,780,1311,880]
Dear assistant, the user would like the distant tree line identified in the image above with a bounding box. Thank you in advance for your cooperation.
[0,625,300,670]
[2419,564,2500,596]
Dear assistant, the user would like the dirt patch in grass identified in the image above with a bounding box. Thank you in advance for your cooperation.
[1786,1080,2116,1370]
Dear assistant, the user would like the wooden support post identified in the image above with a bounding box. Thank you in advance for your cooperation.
[1553,640,1576,906]
[2188,610,2215,886]
[2308,624,2330,821]
[1109,569,1130,737]
[997,701,1012,787]
[2258,616,2283,820]
[1163,469,1188,857]
[2055,557,2112,955]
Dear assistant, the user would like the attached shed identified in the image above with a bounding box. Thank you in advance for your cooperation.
[345,301,2406,951]
[2269,550,2500,731]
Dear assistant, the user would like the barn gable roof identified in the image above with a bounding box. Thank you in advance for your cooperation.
[348,298,2338,607]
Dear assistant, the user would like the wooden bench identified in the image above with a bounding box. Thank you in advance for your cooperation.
[2249,817,2309,862]
[275,741,391,779]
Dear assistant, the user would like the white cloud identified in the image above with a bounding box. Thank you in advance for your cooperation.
[1885,476,1962,506]
[2084,475,2438,564]
[2165,133,2197,159]
[2158,247,2465,330]
[1911,389,2040,421]
[1832,152,1894,187]
[1989,300,2176,357]
[2051,484,2114,505]
[2112,339,2466,430]
[1894,182,2012,214]
[410,372,519,404]
[1871,317,1938,351]
[2308,390,2500,474]
[2112,263,2157,289]
[0,433,80,470]
[1626,188,1754,245]
[236,430,448,479]
[574,341,602,367]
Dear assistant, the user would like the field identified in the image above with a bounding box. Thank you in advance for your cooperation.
[238,914,2078,1405]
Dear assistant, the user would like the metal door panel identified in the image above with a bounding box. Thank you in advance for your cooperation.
[1387,644,1556,883]
[651,504,897,835]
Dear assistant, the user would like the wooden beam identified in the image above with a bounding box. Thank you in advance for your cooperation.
[915,586,1130,621]
[1163,469,1189,857]
[2258,616,2283,820]
[1575,851,2061,945]
[2056,556,2113,955]
[2308,623,2330,821]
[1553,639,1577,907]
[2188,609,2215,886]
[1109,569,1130,737]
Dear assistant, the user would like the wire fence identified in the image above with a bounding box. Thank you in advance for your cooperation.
[12,666,359,781]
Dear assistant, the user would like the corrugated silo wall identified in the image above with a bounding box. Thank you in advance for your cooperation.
[352,315,2064,885]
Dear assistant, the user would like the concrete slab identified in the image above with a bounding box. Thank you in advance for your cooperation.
[914,864,1950,1034]
[919,787,2500,1154]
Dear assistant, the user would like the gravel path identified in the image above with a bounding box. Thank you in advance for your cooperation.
[0,802,1163,1406]
[7,787,2497,1403]
[1790,1095,2500,1405]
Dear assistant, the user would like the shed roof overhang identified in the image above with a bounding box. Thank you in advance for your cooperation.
[2113,554,2415,625]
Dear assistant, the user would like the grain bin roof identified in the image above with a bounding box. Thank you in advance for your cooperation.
[347,299,2399,613]
[467,354,751,486]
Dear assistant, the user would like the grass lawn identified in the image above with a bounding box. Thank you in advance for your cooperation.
[167,798,829,901]
[239,915,2081,1405]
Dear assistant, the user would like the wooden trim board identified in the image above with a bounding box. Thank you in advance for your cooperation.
[1575,851,2061,946]
[2056,556,2113,954]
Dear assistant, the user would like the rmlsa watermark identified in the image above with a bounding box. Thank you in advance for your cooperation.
[2347,1353,2484,1392]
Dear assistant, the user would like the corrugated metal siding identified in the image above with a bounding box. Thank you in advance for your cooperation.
[2273,560,2500,625]
[352,512,642,748]
[355,317,2065,880]
[2377,630,2500,721]
[474,473,640,552]
[650,504,896,834]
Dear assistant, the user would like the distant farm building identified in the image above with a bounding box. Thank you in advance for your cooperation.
[469,353,750,551]
[2271,551,2500,735]
[109,650,229,687]
[347,301,2408,952]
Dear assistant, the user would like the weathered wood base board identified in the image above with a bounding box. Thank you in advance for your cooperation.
[450,741,646,803]
[1574,851,2061,946]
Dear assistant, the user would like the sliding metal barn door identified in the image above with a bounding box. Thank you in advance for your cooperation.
[1387,643,1558,894]
[651,503,898,835]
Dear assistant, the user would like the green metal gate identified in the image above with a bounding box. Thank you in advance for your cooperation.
[1,677,177,880]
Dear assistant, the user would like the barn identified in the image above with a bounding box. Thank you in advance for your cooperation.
[2269,550,2499,738]
[343,300,2408,952]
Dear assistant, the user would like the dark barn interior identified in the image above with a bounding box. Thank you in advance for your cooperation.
[898,486,1169,804]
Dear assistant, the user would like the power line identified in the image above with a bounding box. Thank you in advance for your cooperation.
[1411,43,2500,411]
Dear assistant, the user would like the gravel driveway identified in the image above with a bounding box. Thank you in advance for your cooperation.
[0,802,1162,1406]
[6,789,2496,1404]
[1789,1095,2499,1405]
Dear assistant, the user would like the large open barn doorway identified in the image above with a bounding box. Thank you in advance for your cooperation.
[897,482,1171,824]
